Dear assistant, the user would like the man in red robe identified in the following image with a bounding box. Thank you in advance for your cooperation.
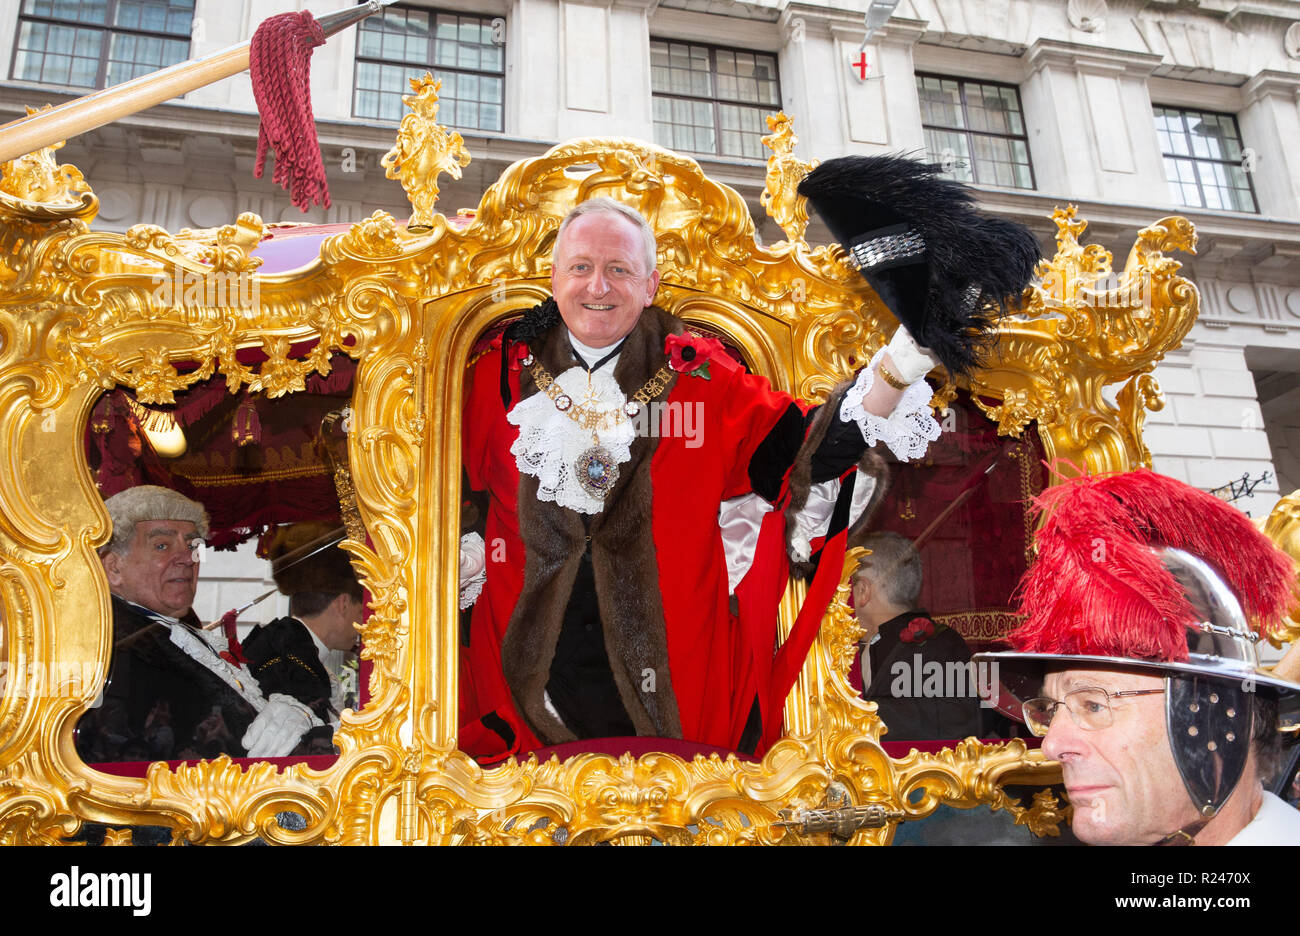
[459,170,1039,761]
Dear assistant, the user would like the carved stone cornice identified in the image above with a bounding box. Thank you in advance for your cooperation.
[779,3,924,45]
[1024,36,1165,78]
[1242,69,1300,105]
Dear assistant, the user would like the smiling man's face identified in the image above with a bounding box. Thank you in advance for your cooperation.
[550,210,659,348]
[102,519,200,619]
[1040,666,1196,845]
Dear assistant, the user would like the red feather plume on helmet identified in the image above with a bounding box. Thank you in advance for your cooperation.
[1008,469,1298,662]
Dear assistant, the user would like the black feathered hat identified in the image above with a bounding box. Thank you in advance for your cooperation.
[797,155,1040,378]
[265,522,358,597]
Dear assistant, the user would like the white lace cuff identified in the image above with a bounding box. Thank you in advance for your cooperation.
[459,531,487,610]
[839,347,941,462]
[787,470,880,563]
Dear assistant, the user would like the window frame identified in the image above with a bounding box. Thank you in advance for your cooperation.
[916,71,1036,191]
[351,3,506,134]
[9,0,194,91]
[1153,105,1259,214]
[649,37,782,161]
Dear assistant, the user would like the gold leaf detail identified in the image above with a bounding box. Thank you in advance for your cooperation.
[380,75,472,230]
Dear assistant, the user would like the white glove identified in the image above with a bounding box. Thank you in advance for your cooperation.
[241,693,321,758]
[459,531,487,610]
[885,327,940,384]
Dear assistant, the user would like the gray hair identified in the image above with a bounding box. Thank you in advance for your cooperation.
[1250,693,1283,785]
[101,485,209,556]
[554,197,658,275]
[852,532,923,608]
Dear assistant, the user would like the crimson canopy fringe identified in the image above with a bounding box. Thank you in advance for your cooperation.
[87,351,356,550]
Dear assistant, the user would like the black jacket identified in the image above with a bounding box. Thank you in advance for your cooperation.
[856,610,984,742]
[243,617,332,721]
[243,617,338,755]
[75,596,259,762]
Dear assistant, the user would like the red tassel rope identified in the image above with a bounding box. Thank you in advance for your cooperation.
[250,10,330,212]
[216,607,250,666]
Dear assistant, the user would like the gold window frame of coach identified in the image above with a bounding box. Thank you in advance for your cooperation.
[1,80,1270,846]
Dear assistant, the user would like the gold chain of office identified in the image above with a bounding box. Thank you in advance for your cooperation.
[526,355,674,432]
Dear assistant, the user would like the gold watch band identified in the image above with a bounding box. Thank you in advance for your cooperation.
[876,358,911,391]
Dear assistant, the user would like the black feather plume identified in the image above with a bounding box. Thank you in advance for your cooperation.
[799,155,1041,378]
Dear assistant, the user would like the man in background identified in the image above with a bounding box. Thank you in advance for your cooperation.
[850,531,983,741]
[76,485,319,762]
[244,522,363,754]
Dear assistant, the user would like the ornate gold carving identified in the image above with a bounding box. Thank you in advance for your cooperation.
[0,107,93,212]
[380,75,472,230]
[349,211,407,259]
[886,740,1065,841]
[192,213,267,274]
[0,755,76,845]
[1014,788,1071,838]
[971,205,1197,471]
[1,115,1196,845]
[1260,489,1300,647]
[760,112,818,245]
[828,547,868,676]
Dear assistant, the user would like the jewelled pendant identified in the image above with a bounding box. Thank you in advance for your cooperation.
[575,445,619,500]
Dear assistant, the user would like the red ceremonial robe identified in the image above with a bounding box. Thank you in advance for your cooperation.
[460,305,841,762]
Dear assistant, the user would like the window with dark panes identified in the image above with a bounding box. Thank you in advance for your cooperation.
[917,74,1035,190]
[650,40,780,160]
[354,5,504,132]
[1154,107,1257,213]
[11,0,193,89]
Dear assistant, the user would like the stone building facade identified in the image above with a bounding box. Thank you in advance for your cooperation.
[2,0,1298,621]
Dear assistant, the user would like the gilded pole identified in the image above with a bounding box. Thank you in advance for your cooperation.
[0,0,398,165]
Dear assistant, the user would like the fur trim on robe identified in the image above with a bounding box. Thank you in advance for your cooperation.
[500,306,685,744]
[782,376,891,581]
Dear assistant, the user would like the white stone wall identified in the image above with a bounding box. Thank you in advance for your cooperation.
[192,539,291,640]
[1147,341,1276,517]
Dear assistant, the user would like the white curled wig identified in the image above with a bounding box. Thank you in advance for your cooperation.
[101,485,210,555]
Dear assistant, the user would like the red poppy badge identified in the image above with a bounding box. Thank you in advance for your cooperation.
[664,333,724,380]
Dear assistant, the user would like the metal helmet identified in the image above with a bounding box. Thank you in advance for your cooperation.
[973,469,1300,839]
[983,546,1298,820]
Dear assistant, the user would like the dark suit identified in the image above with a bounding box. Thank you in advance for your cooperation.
[243,617,340,755]
[851,610,984,741]
[243,618,331,717]
[75,596,259,762]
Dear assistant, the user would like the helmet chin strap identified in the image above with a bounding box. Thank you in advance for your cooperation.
[1155,811,1214,846]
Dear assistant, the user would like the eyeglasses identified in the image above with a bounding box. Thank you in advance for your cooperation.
[1022,687,1165,737]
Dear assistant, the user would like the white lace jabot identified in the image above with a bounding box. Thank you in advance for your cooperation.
[166,621,267,712]
[508,363,635,515]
